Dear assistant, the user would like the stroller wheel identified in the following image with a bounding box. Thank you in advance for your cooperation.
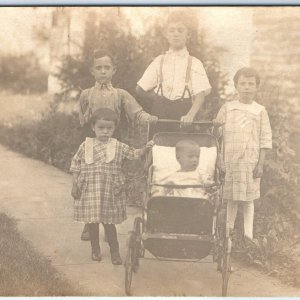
[221,236,232,296]
[125,230,140,295]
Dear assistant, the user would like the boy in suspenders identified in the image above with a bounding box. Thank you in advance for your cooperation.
[136,11,211,133]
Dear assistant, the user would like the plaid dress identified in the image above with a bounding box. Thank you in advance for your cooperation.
[70,138,143,224]
[215,100,272,202]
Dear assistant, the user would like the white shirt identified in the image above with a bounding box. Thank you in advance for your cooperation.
[138,48,211,101]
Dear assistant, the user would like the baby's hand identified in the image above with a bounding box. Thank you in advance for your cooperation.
[71,183,81,199]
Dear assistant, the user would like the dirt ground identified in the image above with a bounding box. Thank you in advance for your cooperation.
[0,144,299,296]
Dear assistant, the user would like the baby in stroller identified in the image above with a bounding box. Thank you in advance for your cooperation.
[151,139,215,199]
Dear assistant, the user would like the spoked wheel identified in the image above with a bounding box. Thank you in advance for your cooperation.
[132,217,143,272]
[124,217,143,295]
[215,205,232,296]
[221,236,232,296]
[125,237,135,296]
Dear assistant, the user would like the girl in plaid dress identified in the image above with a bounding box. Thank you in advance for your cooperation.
[70,108,152,264]
[213,68,272,242]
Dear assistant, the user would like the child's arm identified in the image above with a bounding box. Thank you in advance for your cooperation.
[212,104,226,127]
[70,143,84,199]
[253,149,266,178]
[78,90,90,127]
[136,85,158,103]
[253,109,272,178]
[121,140,154,160]
[120,89,158,125]
[71,173,81,199]
[181,91,206,125]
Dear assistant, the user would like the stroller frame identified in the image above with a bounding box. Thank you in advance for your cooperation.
[124,120,232,296]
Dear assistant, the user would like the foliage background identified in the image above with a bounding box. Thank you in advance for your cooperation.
[0,8,299,287]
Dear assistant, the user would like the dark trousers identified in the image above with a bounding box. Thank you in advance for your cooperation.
[88,223,119,253]
[149,96,192,138]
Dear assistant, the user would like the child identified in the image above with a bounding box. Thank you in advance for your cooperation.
[79,49,158,137]
[152,140,213,198]
[70,108,153,264]
[78,49,158,240]
[136,11,211,130]
[213,67,272,242]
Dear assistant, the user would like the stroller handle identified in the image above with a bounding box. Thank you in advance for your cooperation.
[156,119,213,126]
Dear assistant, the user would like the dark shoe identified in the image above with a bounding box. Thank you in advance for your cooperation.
[91,250,102,261]
[111,251,122,265]
[81,227,90,241]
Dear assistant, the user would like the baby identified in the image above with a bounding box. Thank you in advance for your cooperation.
[152,140,214,198]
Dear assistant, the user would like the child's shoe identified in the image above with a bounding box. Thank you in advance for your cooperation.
[91,249,102,261]
[111,251,122,265]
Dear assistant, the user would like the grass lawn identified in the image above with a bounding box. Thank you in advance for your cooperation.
[0,213,86,296]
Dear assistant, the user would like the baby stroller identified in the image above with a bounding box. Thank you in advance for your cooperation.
[124,120,232,296]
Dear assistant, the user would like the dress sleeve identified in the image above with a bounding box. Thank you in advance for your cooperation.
[78,90,89,127]
[120,142,144,160]
[137,56,160,92]
[260,108,272,149]
[191,58,212,96]
[70,142,84,174]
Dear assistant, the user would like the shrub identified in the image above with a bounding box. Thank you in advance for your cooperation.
[0,52,47,94]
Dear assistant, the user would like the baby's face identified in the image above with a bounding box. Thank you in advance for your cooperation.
[177,145,200,172]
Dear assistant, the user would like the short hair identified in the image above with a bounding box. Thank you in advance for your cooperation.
[175,139,200,158]
[90,108,118,125]
[166,10,193,32]
[233,67,260,88]
[93,49,116,66]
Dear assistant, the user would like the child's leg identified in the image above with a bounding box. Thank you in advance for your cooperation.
[102,223,122,265]
[226,200,239,231]
[242,201,254,239]
[88,222,101,261]
[81,223,90,241]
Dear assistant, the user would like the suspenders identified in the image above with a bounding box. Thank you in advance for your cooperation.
[157,54,193,100]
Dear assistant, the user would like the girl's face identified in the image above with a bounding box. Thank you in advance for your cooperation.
[91,56,116,84]
[236,75,258,103]
[92,119,115,142]
[165,22,188,51]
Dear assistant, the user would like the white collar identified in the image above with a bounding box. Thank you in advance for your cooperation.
[166,47,189,57]
[85,138,117,164]
[95,82,113,91]
[227,99,264,115]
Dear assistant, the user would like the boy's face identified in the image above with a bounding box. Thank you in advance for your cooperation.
[91,56,116,84]
[236,75,258,103]
[165,22,188,51]
[177,145,200,172]
[92,119,115,143]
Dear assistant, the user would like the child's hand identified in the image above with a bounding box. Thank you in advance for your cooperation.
[146,140,155,149]
[253,163,263,178]
[212,119,223,127]
[149,115,158,124]
[180,114,193,127]
[71,183,81,199]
